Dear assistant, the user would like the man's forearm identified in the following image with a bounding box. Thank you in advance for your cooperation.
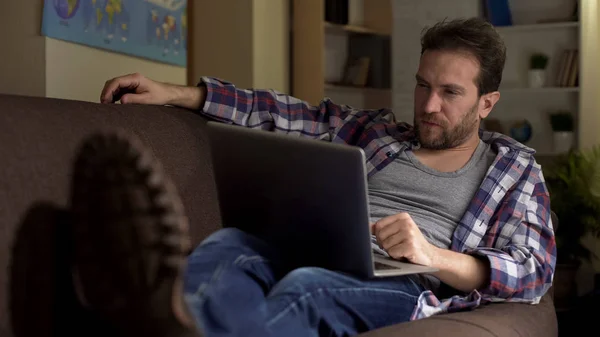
[167,84,206,110]
[431,247,490,293]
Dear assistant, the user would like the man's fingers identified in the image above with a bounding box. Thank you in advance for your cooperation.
[380,232,406,251]
[373,212,410,232]
[376,220,399,242]
[120,92,152,105]
[388,245,411,262]
[373,212,412,237]
[100,74,142,103]
[372,216,395,232]
[100,78,121,103]
[393,212,411,220]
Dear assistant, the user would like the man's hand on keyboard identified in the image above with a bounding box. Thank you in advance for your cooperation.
[371,212,440,267]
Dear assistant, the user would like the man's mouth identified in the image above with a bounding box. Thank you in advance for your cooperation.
[421,120,440,127]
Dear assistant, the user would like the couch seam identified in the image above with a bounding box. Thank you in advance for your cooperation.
[428,316,500,337]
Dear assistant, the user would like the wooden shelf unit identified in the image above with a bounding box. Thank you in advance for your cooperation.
[325,83,392,93]
[324,22,390,36]
[494,21,579,33]
[291,0,392,109]
[499,86,580,93]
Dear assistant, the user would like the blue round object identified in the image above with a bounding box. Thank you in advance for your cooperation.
[509,119,532,143]
[53,0,80,20]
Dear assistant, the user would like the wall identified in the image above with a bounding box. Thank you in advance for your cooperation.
[0,1,46,97]
[0,1,186,102]
[44,0,290,103]
[579,0,600,150]
[45,38,186,103]
[252,0,290,93]
[189,0,289,93]
[188,0,254,88]
[577,0,600,295]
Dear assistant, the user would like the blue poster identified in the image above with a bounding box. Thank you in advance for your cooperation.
[41,0,187,67]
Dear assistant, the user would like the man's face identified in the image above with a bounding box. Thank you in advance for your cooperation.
[413,49,483,150]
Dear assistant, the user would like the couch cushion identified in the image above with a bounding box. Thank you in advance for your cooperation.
[359,293,557,337]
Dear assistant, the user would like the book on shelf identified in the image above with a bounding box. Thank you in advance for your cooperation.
[325,0,348,25]
[554,48,579,87]
[483,0,513,27]
[340,57,370,87]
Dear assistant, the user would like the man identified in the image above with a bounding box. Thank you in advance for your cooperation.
[14,17,556,337]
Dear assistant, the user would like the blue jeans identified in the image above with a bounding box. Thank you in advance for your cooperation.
[183,228,425,337]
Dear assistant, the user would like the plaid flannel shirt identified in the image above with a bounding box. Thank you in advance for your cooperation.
[198,77,557,320]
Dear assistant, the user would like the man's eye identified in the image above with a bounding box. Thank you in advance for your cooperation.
[417,83,429,88]
[445,90,458,95]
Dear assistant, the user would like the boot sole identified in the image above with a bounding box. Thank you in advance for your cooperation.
[70,130,197,336]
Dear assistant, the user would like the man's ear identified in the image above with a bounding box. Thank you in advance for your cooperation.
[479,91,500,119]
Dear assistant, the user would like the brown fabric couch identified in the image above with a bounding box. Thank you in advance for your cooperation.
[0,93,558,336]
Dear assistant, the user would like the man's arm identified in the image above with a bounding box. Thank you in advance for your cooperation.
[100,73,398,144]
[168,84,205,110]
[430,247,490,293]
[189,76,398,142]
[466,173,556,301]
[372,213,490,293]
[100,73,203,109]
[373,164,556,298]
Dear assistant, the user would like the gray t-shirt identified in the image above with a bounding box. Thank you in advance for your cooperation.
[368,140,497,292]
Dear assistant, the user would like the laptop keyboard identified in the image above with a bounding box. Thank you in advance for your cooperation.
[374,261,400,270]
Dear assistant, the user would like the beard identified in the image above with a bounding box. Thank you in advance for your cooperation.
[414,103,479,150]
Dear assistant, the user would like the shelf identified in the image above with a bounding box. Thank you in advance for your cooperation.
[324,22,389,36]
[494,21,579,33]
[325,83,391,94]
[500,86,579,93]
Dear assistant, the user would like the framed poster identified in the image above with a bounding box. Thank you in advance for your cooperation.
[41,0,187,67]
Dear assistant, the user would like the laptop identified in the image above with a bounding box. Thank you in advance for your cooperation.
[205,121,438,278]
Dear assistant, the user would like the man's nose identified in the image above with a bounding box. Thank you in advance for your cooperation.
[423,92,442,114]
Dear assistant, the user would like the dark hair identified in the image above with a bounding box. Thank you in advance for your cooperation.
[420,17,506,96]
